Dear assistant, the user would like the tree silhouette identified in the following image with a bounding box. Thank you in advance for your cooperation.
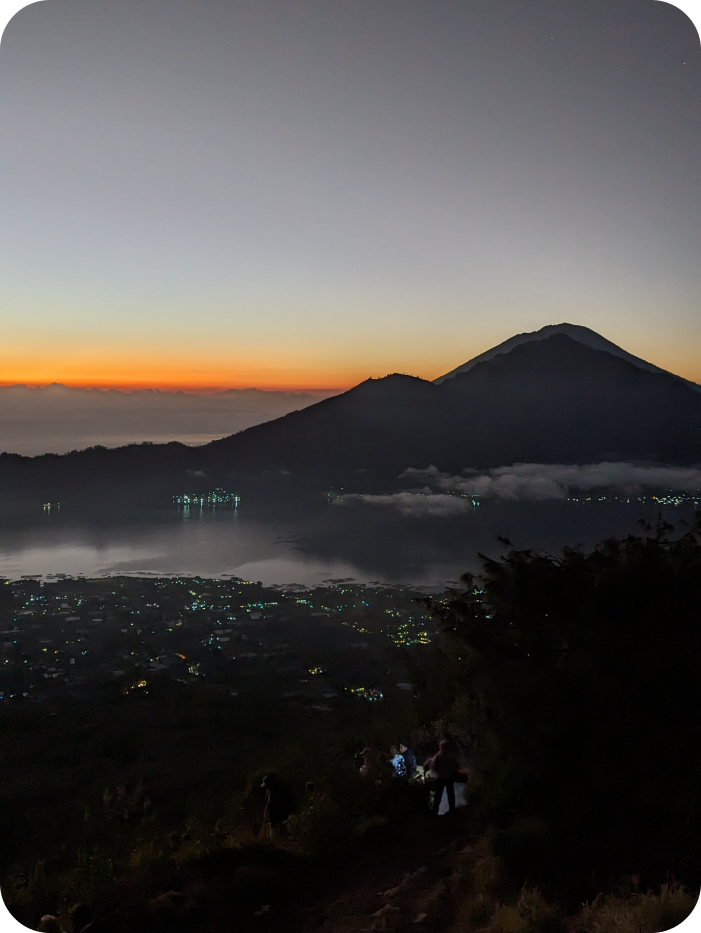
[427,514,701,892]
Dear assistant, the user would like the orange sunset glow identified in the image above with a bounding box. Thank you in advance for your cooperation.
[2,333,700,394]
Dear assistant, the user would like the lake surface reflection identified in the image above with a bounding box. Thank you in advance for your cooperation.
[0,497,692,587]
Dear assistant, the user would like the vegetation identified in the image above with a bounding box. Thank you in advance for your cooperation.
[423,514,701,901]
[2,518,700,931]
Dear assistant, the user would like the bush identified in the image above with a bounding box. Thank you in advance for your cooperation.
[567,884,698,933]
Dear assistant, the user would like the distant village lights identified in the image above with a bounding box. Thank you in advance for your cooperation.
[173,489,240,509]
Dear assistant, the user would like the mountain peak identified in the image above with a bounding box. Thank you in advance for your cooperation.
[434,323,701,393]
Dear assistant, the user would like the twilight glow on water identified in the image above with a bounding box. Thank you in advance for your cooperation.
[1,498,696,587]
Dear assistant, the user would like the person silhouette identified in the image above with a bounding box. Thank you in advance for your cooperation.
[261,772,293,841]
[38,917,64,933]
[427,739,459,815]
[399,742,417,777]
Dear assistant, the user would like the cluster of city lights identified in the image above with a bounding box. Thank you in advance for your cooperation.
[173,489,240,508]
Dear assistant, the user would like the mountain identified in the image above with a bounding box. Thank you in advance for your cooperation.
[198,334,701,480]
[202,372,444,482]
[434,334,701,467]
[435,323,701,393]
[2,329,700,501]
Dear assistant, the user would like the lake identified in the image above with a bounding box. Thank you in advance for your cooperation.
[0,494,694,587]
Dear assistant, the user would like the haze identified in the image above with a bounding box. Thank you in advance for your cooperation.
[0,0,700,393]
[0,384,335,455]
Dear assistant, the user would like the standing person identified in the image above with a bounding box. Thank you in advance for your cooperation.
[427,739,459,815]
[399,742,417,778]
[261,772,293,842]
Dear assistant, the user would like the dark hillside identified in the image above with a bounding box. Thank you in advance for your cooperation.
[0,442,195,505]
[202,374,443,483]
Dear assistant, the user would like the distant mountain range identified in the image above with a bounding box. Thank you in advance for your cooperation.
[2,326,700,501]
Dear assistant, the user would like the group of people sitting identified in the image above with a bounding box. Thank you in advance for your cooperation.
[355,738,468,815]
[355,743,410,782]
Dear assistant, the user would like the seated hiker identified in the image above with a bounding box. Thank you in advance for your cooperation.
[358,746,380,779]
[399,742,417,777]
[389,745,407,777]
[38,917,64,933]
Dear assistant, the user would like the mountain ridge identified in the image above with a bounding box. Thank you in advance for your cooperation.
[192,334,701,479]
[2,330,700,501]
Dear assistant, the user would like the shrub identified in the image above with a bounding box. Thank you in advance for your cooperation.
[567,883,698,933]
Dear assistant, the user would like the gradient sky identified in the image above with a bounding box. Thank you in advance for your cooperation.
[0,0,699,390]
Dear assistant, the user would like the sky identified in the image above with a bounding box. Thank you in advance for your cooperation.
[0,0,700,391]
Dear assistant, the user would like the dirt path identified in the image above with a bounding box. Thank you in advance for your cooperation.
[300,810,479,933]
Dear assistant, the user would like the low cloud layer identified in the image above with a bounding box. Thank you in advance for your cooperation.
[404,462,701,500]
[335,491,472,517]
[334,462,701,518]
[0,384,337,455]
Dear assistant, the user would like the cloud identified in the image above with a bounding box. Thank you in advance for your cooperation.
[336,462,701,517]
[333,491,472,517]
[402,462,701,501]
[0,384,337,455]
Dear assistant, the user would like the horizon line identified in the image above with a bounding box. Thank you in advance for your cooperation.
[0,380,347,395]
